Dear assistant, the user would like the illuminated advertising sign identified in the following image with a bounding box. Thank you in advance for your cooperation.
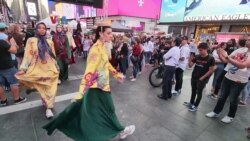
[97,0,161,19]
[27,2,37,16]
[160,0,250,23]
[159,0,186,23]
[215,33,250,43]
[48,1,96,19]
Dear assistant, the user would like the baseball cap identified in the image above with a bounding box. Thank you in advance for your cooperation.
[0,23,7,29]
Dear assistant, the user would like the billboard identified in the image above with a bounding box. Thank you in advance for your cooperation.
[97,0,161,19]
[48,0,103,8]
[215,33,250,43]
[159,0,186,23]
[160,0,250,23]
[48,1,96,19]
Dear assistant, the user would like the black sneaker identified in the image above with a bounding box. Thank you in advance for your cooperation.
[157,94,168,100]
[183,102,191,107]
[188,105,198,112]
[14,97,27,105]
[0,99,8,106]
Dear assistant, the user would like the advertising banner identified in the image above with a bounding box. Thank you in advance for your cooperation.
[159,0,187,23]
[97,0,161,19]
[215,33,249,43]
[160,0,250,23]
[48,1,96,19]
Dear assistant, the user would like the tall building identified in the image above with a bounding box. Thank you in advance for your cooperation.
[0,0,13,23]
[7,0,49,23]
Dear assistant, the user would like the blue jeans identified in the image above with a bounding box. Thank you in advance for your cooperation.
[144,52,152,64]
[132,62,139,78]
[212,63,225,87]
[0,67,18,87]
[241,80,250,103]
[213,77,246,117]
[83,51,88,59]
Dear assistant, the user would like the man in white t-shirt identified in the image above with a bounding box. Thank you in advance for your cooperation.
[158,38,181,100]
[206,36,250,123]
[173,36,190,95]
[189,39,197,56]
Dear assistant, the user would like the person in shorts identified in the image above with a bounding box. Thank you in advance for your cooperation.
[0,38,26,106]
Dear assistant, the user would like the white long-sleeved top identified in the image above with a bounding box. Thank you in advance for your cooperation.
[163,46,180,67]
[177,44,190,71]
[143,41,154,52]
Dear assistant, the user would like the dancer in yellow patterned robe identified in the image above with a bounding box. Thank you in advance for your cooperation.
[16,23,59,119]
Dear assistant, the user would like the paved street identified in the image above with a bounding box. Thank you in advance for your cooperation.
[0,58,249,141]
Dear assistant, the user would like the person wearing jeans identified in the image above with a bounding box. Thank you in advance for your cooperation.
[183,43,215,112]
[119,37,129,77]
[239,79,250,106]
[158,38,181,100]
[130,37,141,82]
[143,37,154,65]
[209,42,228,99]
[212,70,227,98]
[213,78,246,117]
[206,36,250,123]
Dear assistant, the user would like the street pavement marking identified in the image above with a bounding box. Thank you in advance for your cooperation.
[0,75,191,116]
[68,75,83,81]
[0,92,77,116]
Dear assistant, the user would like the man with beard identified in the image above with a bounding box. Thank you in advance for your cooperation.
[225,39,237,55]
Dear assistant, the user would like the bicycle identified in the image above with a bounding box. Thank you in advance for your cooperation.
[149,62,164,87]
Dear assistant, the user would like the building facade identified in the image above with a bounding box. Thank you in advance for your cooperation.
[96,0,165,33]
[159,0,250,42]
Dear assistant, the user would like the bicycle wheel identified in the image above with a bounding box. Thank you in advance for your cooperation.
[149,67,163,87]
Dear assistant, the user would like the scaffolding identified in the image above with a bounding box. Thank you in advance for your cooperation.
[0,0,13,24]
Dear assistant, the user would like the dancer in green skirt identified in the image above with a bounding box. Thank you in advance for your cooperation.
[43,21,135,141]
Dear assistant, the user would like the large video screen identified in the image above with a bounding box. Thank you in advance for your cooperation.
[49,1,96,19]
[160,0,250,23]
[97,0,161,19]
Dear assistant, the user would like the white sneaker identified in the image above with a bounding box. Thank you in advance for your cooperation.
[172,90,177,94]
[130,78,136,82]
[46,109,54,119]
[206,112,219,118]
[58,80,61,85]
[221,116,233,123]
[120,125,135,139]
[129,76,134,79]
[123,75,126,79]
